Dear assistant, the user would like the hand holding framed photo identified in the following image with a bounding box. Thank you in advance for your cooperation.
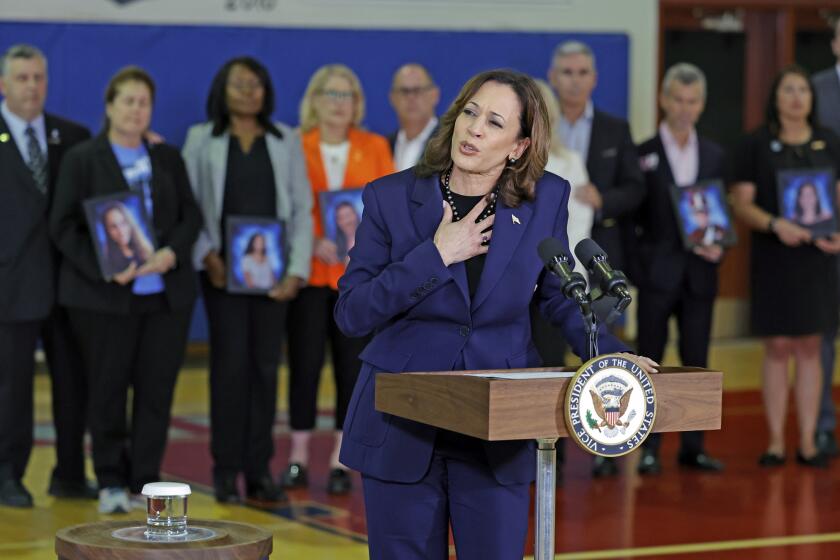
[83,191,157,280]
[319,188,364,265]
[776,168,838,238]
[225,216,286,295]
[669,179,737,251]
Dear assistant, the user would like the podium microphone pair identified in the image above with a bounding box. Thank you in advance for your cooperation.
[537,237,632,320]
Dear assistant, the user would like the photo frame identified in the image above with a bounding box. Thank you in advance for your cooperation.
[776,167,838,238]
[319,188,364,264]
[82,191,157,280]
[225,216,286,295]
[668,179,737,250]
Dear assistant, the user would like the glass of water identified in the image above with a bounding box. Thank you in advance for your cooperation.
[142,482,191,538]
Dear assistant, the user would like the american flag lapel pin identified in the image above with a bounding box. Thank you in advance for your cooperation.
[512,214,520,225]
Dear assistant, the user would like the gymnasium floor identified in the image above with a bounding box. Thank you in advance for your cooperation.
[4,339,840,560]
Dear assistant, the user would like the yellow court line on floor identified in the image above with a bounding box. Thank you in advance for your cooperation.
[523,531,840,559]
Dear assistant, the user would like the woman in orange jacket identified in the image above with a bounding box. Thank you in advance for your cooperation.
[281,64,394,494]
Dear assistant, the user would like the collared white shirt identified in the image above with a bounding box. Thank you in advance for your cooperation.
[394,117,438,171]
[659,121,698,187]
[1,100,47,163]
[558,100,594,164]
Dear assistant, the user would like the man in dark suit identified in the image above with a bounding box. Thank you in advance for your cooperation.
[387,63,439,171]
[548,40,645,477]
[0,44,92,507]
[633,63,725,474]
[548,40,645,273]
[812,21,840,457]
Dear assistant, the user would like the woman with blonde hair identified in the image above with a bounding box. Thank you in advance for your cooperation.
[281,64,394,495]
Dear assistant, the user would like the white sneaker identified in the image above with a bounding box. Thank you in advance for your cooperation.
[98,487,130,514]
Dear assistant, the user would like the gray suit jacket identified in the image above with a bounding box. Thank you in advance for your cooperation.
[182,121,313,281]
[814,66,840,138]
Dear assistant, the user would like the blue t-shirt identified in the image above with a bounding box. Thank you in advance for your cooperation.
[111,143,165,295]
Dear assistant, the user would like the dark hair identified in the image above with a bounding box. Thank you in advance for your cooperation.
[205,56,281,137]
[765,65,818,136]
[416,69,549,208]
[103,66,155,132]
[795,182,823,219]
[334,201,360,260]
[244,232,267,256]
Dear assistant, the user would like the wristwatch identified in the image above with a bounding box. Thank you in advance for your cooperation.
[767,216,777,234]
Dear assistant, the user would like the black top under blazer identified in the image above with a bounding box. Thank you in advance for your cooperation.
[586,110,646,271]
[633,134,726,298]
[0,113,90,322]
[49,134,202,314]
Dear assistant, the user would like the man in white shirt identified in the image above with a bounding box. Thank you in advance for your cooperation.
[387,63,439,171]
[0,44,92,507]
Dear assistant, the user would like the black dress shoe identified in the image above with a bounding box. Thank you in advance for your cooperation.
[214,474,241,504]
[637,450,661,475]
[278,463,308,489]
[591,456,618,478]
[677,452,724,472]
[796,450,829,468]
[246,476,287,502]
[815,430,839,457]
[327,468,352,495]
[758,452,786,467]
[48,476,98,499]
[0,478,33,508]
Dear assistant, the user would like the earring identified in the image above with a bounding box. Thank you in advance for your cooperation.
[508,156,517,164]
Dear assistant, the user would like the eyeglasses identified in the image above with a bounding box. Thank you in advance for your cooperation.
[227,80,263,91]
[319,89,355,102]
[392,85,435,97]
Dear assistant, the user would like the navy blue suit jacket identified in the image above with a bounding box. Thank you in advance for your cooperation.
[335,169,627,485]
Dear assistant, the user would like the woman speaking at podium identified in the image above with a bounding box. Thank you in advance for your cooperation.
[334,69,656,559]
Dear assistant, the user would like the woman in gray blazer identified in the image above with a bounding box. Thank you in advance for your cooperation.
[182,56,313,504]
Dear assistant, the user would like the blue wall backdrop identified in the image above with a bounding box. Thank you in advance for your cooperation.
[0,21,629,340]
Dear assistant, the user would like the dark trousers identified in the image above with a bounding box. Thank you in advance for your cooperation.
[0,321,40,480]
[41,306,88,483]
[362,431,530,560]
[201,274,286,480]
[637,287,714,456]
[287,286,367,431]
[69,295,192,492]
[819,323,837,433]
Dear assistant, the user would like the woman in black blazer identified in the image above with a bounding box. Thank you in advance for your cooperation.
[50,66,201,514]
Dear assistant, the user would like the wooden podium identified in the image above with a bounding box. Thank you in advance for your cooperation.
[375,365,723,559]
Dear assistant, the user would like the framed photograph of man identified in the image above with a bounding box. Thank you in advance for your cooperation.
[319,188,364,264]
[776,168,837,238]
[225,216,286,295]
[82,191,157,280]
[668,180,737,250]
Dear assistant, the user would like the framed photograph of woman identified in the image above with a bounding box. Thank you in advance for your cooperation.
[319,188,364,264]
[225,216,286,295]
[82,191,157,280]
[668,179,737,250]
[776,168,837,238]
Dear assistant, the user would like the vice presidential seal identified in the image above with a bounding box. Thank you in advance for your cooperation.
[565,354,656,457]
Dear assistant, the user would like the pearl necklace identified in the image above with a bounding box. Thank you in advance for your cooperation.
[441,167,498,223]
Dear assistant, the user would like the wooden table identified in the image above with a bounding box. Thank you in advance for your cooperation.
[55,519,272,559]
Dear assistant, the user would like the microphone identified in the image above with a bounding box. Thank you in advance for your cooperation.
[574,238,632,301]
[537,238,589,306]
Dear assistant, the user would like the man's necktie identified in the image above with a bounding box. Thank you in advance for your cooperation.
[25,125,48,194]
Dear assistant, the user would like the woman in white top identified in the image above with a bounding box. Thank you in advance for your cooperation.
[535,79,593,270]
